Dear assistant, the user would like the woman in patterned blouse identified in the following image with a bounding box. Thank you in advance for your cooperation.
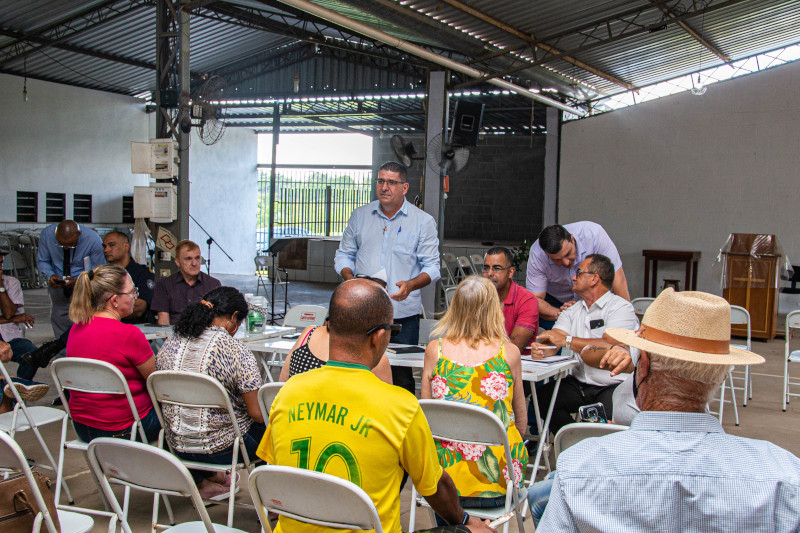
[156,286,264,501]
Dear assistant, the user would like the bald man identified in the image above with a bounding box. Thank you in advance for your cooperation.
[37,220,104,337]
[258,279,494,533]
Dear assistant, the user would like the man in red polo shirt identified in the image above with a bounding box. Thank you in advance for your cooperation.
[482,247,538,354]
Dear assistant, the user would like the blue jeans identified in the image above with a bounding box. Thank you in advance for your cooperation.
[390,314,420,395]
[176,422,266,484]
[9,337,38,381]
[72,408,161,443]
[528,471,556,526]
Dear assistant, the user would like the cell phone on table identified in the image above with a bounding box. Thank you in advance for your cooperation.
[578,402,607,423]
[282,332,302,339]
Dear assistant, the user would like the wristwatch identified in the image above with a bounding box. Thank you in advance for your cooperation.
[565,335,573,351]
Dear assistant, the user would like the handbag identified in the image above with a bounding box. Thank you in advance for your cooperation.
[0,470,61,532]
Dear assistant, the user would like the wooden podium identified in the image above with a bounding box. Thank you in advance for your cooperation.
[721,233,779,340]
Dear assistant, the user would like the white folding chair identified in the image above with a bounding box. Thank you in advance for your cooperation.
[419,318,439,344]
[257,382,284,423]
[147,371,255,528]
[553,422,628,458]
[254,255,289,304]
[457,256,476,277]
[0,432,93,533]
[0,359,73,504]
[50,358,173,525]
[729,305,753,406]
[261,305,328,381]
[783,310,800,411]
[709,307,749,425]
[249,464,383,532]
[441,252,460,285]
[470,254,484,275]
[410,400,525,533]
[630,297,655,317]
[87,438,247,533]
[444,287,457,308]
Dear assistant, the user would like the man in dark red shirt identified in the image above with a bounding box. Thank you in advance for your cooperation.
[482,247,538,355]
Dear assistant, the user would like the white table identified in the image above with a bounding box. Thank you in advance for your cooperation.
[136,324,294,342]
[135,324,173,341]
[386,348,577,477]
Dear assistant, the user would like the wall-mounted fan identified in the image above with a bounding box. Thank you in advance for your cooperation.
[190,75,229,145]
[426,133,470,175]
[390,134,419,167]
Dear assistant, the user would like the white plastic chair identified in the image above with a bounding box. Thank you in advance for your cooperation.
[0,359,73,504]
[249,464,383,532]
[50,358,173,525]
[553,422,628,458]
[630,297,655,317]
[257,382,284,423]
[87,438,247,533]
[783,310,800,411]
[260,305,328,381]
[147,371,255,528]
[0,432,93,533]
[729,305,753,406]
[410,400,525,533]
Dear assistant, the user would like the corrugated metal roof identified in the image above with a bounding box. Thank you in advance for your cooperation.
[0,0,799,123]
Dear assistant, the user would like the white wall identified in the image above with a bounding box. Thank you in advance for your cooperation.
[0,74,150,222]
[0,74,258,275]
[559,61,800,297]
[189,127,258,275]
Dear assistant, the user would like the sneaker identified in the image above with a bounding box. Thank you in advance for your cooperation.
[21,339,66,369]
[5,382,50,403]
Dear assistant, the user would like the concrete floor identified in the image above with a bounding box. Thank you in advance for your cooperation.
[9,276,800,532]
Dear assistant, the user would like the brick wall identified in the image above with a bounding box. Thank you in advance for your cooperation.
[373,134,546,244]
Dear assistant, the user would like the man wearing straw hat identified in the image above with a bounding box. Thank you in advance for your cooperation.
[537,289,800,532]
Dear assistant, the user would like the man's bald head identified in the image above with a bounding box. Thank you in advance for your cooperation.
[329,279,393,339]
[56,220,81,248]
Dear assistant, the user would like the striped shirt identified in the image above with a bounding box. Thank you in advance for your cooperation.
[538,411,800,532]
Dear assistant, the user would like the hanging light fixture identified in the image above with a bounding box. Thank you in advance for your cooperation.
[691,3,708,96]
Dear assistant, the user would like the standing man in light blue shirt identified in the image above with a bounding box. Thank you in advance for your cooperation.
[537,289,800,533]
[37,220,105,338]
[335,161,440,393]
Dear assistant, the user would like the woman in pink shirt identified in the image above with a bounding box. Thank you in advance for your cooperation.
[66,264,159,442]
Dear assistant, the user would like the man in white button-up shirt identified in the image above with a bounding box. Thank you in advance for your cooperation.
[335,161,440,393]
[533,253,639,435]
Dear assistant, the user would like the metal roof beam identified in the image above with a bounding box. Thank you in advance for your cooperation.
[439,0,635,91]
[0,28,155,72]
[304,117,378,135]
[478,0,748,83]
[650,0,731,63]
[0,0,153,68]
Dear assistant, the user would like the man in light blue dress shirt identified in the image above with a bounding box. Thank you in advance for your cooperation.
[335,161,440,393]
[538,289,800,532]
[37,220,105,338]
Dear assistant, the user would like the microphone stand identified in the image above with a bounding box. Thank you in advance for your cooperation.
[189,214,233,275]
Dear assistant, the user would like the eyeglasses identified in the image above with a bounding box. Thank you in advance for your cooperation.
[375,178,406,187]
[575,269,597,277]
[365,323,403,337]
[355,274,388,289]
[482,265,511,273]
[119,288,139,298]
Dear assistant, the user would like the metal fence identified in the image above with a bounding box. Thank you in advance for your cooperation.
[257,165,373,251]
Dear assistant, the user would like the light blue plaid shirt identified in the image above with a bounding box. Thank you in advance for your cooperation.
[334,199,440,319]
[539,411,800,532]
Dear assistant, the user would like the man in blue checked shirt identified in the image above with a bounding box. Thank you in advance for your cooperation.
[335,161,440,394]
[537,288,800,532]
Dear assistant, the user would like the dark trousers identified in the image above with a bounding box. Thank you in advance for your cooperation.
[538,293,565,332]
[390,314,420,395]
[176,422,266,484]
[72,407,162,443]
[9,337,38,380]
[536,375,619,436]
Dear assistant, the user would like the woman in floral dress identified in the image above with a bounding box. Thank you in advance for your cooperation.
[421,275,528,508]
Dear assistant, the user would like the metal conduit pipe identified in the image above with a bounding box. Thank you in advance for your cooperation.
[275,0,586,117]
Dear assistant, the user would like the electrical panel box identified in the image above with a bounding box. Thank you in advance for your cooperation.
[131,138,178,177]
[134,185,177,223]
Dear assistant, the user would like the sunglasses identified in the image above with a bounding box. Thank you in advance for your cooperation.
[365,324,403,337]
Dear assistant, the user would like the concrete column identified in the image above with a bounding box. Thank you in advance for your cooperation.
[422,70,447,316]
[543,106,561,227]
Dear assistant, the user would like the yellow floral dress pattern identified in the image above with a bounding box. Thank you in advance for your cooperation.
[430,339,529,498]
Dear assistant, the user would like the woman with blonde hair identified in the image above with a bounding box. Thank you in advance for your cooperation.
[421,275,528,508]
[66,264,159,442]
